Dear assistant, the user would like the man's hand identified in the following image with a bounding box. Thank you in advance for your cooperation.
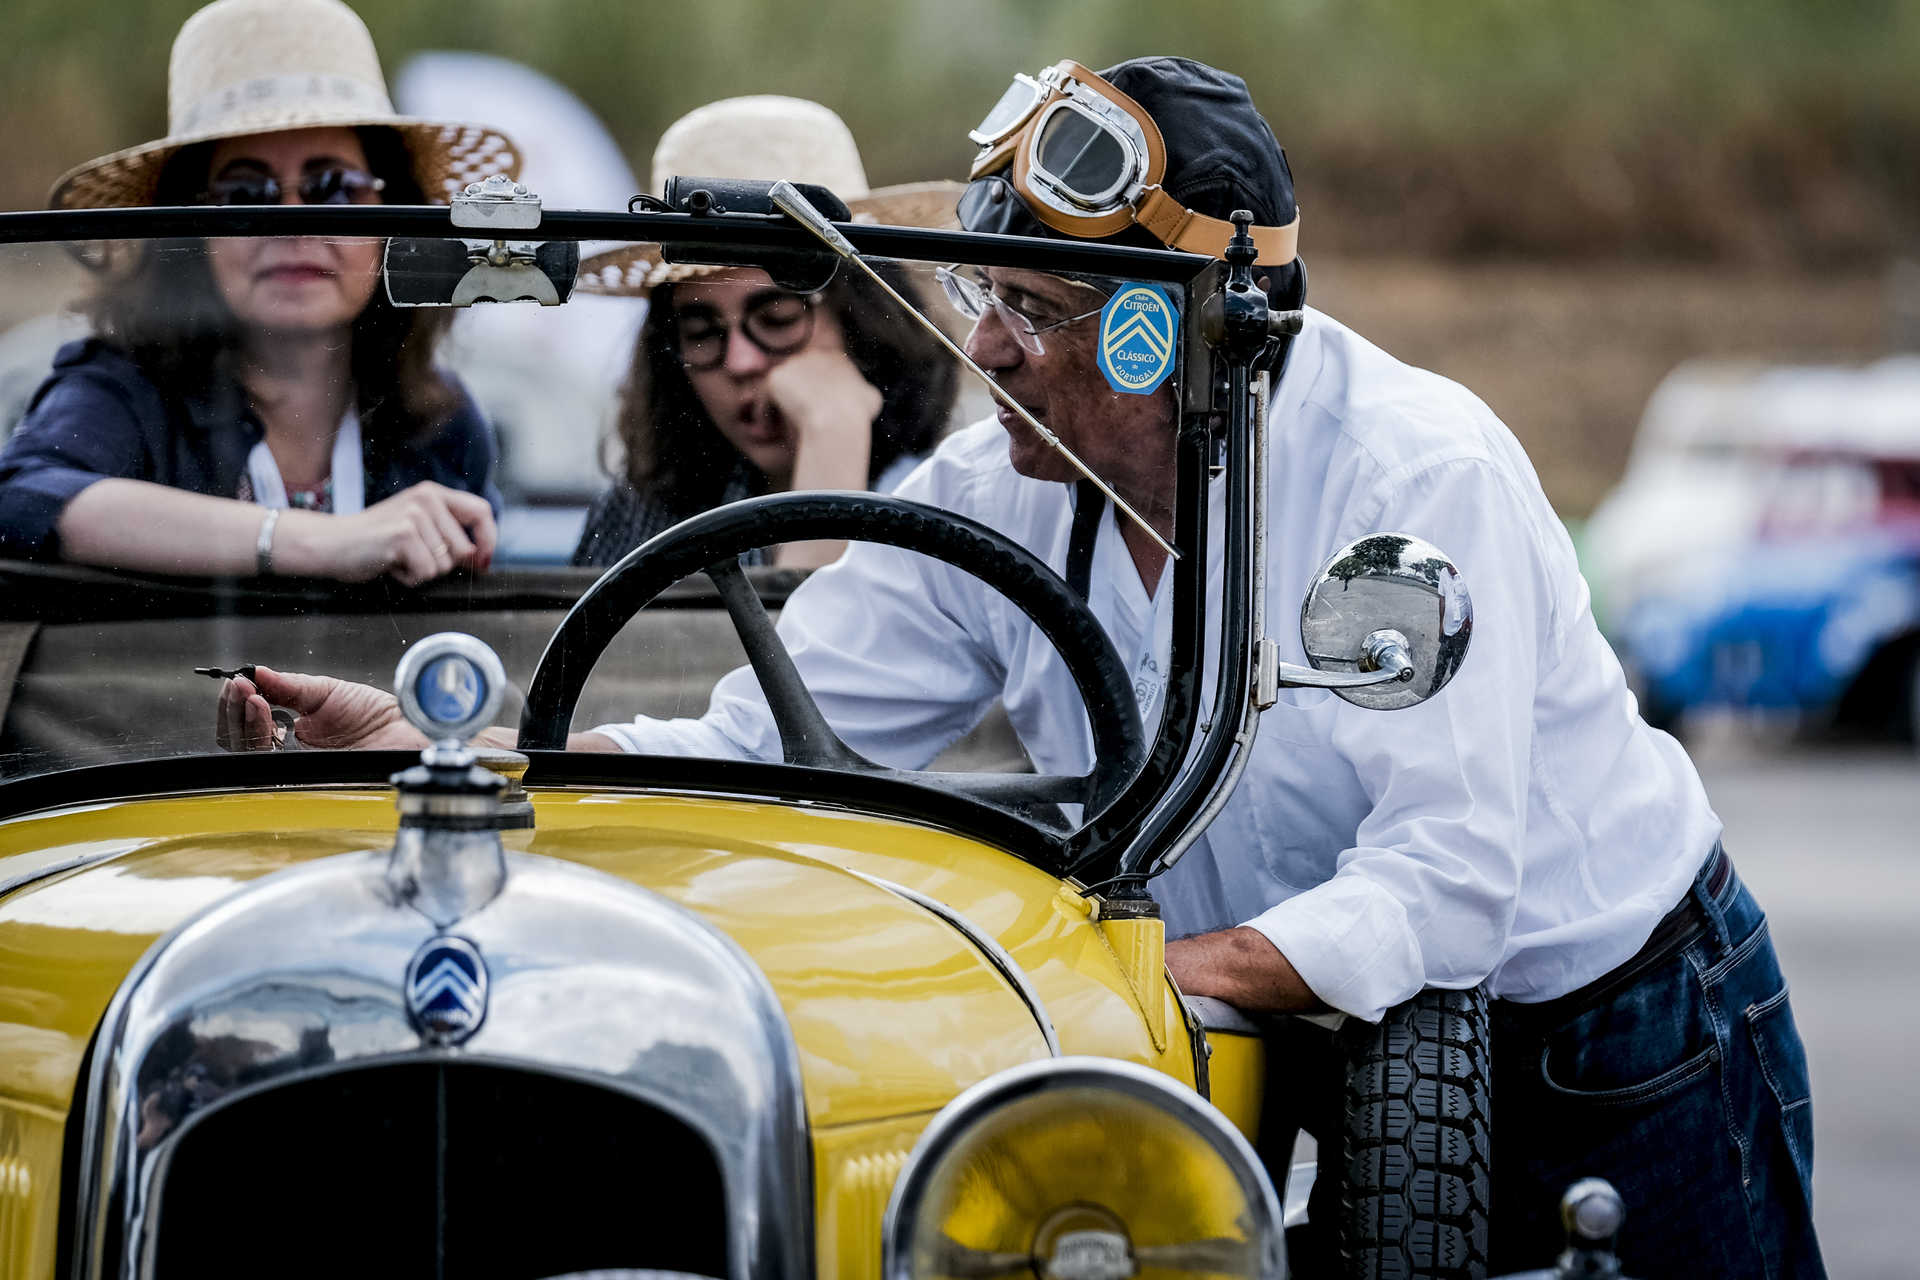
[216,665,428,752]
[1165,926,1329,1014]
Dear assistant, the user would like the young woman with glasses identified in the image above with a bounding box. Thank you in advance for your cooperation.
[0,0,518,585]
[567,95,962,572]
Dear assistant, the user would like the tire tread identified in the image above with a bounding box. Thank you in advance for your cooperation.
[1338,986,1492,1280]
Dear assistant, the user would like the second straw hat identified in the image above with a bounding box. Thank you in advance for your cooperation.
[578,95,961,296]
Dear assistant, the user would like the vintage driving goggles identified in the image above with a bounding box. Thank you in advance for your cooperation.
[965,60,1299,265]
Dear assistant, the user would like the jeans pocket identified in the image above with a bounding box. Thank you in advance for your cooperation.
[1537,956,1720,1108]
[1539,1037,1718,1107]
[1747,984,1815,1190]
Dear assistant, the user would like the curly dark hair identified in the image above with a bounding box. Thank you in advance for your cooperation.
[611,262,958,511]
[83,126,457,444]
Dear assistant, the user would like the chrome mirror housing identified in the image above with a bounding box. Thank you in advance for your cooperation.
[1289,533,1473,709]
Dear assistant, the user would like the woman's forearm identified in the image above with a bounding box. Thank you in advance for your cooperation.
[775,417,873,569]
[57,478,278,576]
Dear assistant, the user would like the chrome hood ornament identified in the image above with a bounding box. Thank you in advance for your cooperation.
[387,633,513,926]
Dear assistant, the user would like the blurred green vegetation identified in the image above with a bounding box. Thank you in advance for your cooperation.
[7,0,1918,260]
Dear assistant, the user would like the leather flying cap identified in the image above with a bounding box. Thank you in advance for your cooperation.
[961,55,1304,303]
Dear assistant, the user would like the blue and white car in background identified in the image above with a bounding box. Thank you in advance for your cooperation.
[1586,358,1920,739]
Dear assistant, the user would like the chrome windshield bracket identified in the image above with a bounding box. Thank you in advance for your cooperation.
[449,174,543,231]
[1254,637,1281,710]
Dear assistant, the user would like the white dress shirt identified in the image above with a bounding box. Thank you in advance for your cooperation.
[595,308,1723,1022]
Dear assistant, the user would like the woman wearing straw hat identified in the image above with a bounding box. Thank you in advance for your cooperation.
[0,0,521,585]
[570,96,960,571]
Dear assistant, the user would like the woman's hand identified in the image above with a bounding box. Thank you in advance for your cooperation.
[765,332,884,568]
[276,482,497,586]
[765,344,884,458]
[216,665,427,752]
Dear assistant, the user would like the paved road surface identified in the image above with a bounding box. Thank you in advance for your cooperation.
[1694,741,1920,1279]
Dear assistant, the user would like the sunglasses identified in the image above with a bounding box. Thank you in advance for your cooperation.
[198,166,388,208]
[672,290,817,372]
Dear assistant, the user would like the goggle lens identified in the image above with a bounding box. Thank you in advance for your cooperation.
[968,75,1046,146]
[1033,108,1131,208]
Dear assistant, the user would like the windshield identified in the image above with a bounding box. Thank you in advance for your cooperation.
[0,221,1190,826]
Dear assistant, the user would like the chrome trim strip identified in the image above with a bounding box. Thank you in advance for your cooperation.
[846,869,1060,1058]
[0,840,136,901]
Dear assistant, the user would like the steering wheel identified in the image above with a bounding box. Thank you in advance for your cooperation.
[521,492,1147,821]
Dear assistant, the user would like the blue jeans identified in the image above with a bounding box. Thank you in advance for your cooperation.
[1489,851,1825,1277]
[1257,849,1826,1278]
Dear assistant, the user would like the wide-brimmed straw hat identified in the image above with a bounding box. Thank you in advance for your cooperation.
[577,95,962,296]
[47,0,520,210]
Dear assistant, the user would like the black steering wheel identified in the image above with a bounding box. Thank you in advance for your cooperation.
[521,492,1147,821]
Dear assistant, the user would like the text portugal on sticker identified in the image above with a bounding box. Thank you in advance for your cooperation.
[1097,283,1178,395]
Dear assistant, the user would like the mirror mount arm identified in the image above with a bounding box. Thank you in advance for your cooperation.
[1277,629,1416,690]
[1272,662,1413,692]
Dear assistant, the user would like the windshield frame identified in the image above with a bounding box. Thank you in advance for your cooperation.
[0,202,1229,875]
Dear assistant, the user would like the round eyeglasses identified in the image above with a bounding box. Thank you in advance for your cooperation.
[672,290,818,372]
[935,264,1107,356]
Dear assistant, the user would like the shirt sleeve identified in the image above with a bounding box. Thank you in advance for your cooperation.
[0,366,152,560]
[591,466,1013,764]
[1240,456,1558,1022]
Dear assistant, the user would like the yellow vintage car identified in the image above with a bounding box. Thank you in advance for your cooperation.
[0,187,1581,1280]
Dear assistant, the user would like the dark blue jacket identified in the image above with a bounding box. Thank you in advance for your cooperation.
[0,339,502,561]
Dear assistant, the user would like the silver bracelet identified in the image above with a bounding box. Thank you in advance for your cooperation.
[255,507,280,577]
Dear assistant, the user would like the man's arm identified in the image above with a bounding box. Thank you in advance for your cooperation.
[1181,453,1555,1022]
[1166,928,1328,1013]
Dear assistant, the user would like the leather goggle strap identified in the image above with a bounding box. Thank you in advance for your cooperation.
[1135,186,1299,265]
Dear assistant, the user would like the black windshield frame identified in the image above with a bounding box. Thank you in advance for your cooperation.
[0,203,1234,876]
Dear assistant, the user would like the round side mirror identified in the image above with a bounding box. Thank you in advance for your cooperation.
[1300,533,1472,709]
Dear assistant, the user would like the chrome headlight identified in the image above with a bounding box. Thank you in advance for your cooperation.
[883,1057,1285,1279]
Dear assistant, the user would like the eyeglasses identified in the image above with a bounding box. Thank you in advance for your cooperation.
[935,264,1107,355]
[199,166,388,207]
[673,290,817,372]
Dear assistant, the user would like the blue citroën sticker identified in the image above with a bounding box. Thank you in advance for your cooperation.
[406,935,489,1045]
[1097,283,1178,395]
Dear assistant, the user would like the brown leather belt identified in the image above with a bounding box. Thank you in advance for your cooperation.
[1501,844,1732,1031]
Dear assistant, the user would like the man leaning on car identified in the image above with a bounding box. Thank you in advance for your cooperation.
[221,56,1826,1277]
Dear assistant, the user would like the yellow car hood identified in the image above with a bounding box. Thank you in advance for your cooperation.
[0,788,1174,1128]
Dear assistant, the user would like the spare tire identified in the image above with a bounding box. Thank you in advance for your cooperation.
[1338,985,1493,1279]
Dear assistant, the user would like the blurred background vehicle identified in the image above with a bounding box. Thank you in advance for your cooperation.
[1585,359,1920,740]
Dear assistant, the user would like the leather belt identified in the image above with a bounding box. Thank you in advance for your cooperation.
[1501,844,1731,1031]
